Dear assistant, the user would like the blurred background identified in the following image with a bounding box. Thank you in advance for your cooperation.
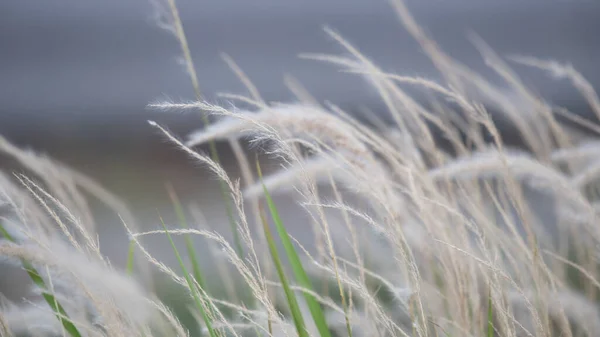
[1,0,600,289]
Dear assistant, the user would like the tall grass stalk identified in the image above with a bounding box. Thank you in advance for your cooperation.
[163,0,244,258]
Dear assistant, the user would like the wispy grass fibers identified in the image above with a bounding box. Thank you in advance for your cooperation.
[163,0,244,259]
[0,222,83,337]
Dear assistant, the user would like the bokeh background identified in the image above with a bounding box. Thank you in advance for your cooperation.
[1,0,600,295]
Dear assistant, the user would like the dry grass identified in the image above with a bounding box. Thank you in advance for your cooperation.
[2,0,600,336]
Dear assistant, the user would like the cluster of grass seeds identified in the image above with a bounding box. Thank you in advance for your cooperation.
[3,0,600,336]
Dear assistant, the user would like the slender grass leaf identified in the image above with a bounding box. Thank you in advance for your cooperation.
[159,216,218,337]
[165,0,243,259]
[0,222,83,337]
[126,240,136,276]
[256,162,332,337]
[166,184,207,290]
[258,207,309,337]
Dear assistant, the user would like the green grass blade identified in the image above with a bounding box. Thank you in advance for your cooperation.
[126,240,136,276]
[256,162,332,337]
[0,223,14,242]
[159,216,218,337]
[166,184,207,290]
[258,208,309,337]
[0,222,83,337]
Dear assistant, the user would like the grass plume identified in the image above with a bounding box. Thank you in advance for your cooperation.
[3,0,600,336]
